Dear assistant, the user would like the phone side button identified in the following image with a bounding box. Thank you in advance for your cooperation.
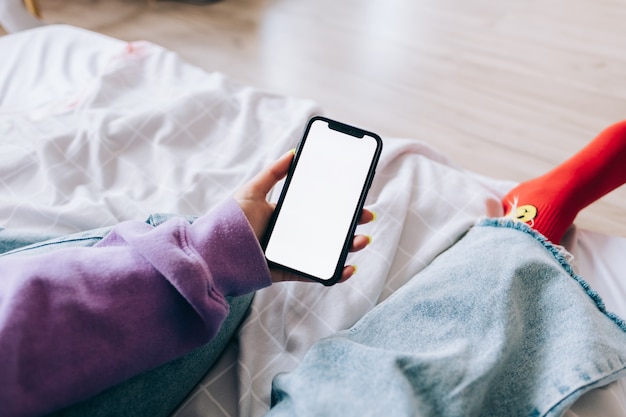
[366,172,375,191]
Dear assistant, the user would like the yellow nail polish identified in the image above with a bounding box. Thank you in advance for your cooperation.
[366,235,373,244]
[290,148,296,155]
[371,211,378,222]
[352,265,358,275]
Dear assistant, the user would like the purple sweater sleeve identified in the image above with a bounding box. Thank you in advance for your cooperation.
[0,198,272,417]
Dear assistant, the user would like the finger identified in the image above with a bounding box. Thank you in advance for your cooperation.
[485,197,504,218]
[247,150,294,197]
[357,209,376,225]
[338,265,357,283]
[349,234,371,252]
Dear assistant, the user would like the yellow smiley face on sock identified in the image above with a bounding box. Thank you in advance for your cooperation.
[514,205,538,222]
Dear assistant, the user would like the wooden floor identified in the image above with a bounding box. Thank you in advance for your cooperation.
[4,0,626,236]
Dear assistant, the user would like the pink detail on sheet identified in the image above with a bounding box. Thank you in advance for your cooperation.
[124,41,149,57]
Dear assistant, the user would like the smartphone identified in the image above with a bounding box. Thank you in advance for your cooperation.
[263,116,383,285]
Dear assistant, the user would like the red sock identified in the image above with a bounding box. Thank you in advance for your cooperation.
[502,120,626,243]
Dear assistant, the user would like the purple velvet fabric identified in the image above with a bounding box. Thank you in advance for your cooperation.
[0,198,272,417]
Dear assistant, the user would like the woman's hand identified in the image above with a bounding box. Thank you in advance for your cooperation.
[233,150,375,283]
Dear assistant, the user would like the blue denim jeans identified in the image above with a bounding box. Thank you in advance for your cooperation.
[268,219,626,417]
[0,214,254,417]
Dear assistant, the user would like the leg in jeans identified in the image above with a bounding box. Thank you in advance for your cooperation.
[267,220,626,417]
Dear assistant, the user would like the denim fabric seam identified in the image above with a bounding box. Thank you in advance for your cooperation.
[0,236,106,257]
[477,217,626,334]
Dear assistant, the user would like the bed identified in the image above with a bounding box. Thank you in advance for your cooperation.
[1,24,626,417]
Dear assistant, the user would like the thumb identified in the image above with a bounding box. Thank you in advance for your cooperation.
[247,150,294,197]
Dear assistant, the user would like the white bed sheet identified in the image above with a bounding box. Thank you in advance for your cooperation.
[1,25,625,417]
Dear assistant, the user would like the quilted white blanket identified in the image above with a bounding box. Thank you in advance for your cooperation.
[1,25,625,417]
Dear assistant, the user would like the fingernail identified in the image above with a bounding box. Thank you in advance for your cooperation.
[352,265,358,275]
[371,211,378,221]
[289,148,296,155]
[366,235,373,245]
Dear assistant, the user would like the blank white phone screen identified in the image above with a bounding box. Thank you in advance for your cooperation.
[265,120,378,281]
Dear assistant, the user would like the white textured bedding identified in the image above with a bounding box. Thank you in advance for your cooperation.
[1,25,625,417]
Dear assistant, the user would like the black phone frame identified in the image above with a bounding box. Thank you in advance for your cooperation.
[262,115,383,286]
